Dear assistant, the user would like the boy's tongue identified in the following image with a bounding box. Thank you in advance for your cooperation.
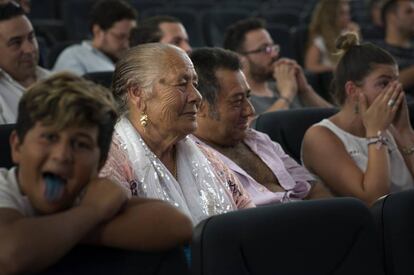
[43,173,65,203]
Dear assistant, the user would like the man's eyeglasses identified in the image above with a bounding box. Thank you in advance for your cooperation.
[242,44,280,55]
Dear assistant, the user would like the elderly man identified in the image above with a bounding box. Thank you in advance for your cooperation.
[0,1,49,124]
[223,18,331,115]
[376,0,414,97]
[191,47,331,206]
[130,15,192,54]
[53,0,137,75]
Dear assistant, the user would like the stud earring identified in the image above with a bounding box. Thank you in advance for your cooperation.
[140,112,148,127]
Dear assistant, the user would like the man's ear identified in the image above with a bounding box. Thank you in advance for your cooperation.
[238,53,249,69]
[10,130,22,165]
[97,157,106,171]
[92,24,104,41]
[388,10,398,26]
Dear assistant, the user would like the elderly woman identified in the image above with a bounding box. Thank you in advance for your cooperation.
[100,43,253,225]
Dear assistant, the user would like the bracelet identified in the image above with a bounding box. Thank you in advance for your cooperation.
[279,96,292,105]
[366,131,389,150]
[401,145,414,155]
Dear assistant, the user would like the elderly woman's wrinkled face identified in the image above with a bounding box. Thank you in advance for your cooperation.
[146,50,201,137]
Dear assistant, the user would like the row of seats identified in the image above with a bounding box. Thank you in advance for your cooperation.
[254,107,337,163]
[193,197,385,275]
[30,0,370,26]
[371,189,414,275]
[38,21,306,69]
[37,22,384,74]
[29,0,319,21]
[193,190,414,275]
[32,0,374,57]
[33,8,315,50]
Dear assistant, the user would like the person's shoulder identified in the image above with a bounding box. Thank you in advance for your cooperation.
[193,138,215,158]
[0,167,16,184]
[0,68,14,83]
[61,43,82,53]
[372,40,411,53]
[305,122,329,136]
[247,128,289,157]
[188,134,203,146]
[246,128,272,143]
[303,120,340,150]
[36,66,52,78]
[0,168,21,197]
[58,41,92,58]
[191,138,226,165]
[0,168,8,183]
[313,35,325,45]
[306,118,332,133]
[0,167,20,201]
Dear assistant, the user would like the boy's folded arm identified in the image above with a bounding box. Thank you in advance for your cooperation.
[0,197,193,274]
[0,206,105,274]
[84,197,193,251]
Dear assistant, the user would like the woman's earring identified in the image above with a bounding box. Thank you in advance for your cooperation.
[140,112,148,127]
[353,103,359,114]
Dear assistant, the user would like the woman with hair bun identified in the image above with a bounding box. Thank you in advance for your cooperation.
[302,32,414,205]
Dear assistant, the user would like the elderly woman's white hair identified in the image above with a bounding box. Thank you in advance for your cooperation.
[111,43,186,115]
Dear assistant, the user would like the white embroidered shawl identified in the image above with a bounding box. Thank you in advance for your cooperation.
[100,116,239,225]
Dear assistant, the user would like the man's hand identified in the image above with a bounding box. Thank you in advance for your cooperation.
[273,59,297,102]
[293,62,312,95]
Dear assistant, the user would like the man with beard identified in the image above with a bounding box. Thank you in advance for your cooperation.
[53,0,137,76]
[0,1,50,124]
[223,18,331,116]
[376,0,414,98]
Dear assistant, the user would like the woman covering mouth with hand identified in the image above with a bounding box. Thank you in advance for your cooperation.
[302,32,414,206]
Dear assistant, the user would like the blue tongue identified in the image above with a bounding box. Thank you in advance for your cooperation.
[44,174,65,202]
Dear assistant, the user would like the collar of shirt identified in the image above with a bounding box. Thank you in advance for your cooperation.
[0,66,50,86]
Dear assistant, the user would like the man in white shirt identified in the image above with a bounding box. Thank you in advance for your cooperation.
[53,0,137,76]
[0,1,49,124]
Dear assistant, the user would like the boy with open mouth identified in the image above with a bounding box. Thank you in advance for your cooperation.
[0,72,192,274]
